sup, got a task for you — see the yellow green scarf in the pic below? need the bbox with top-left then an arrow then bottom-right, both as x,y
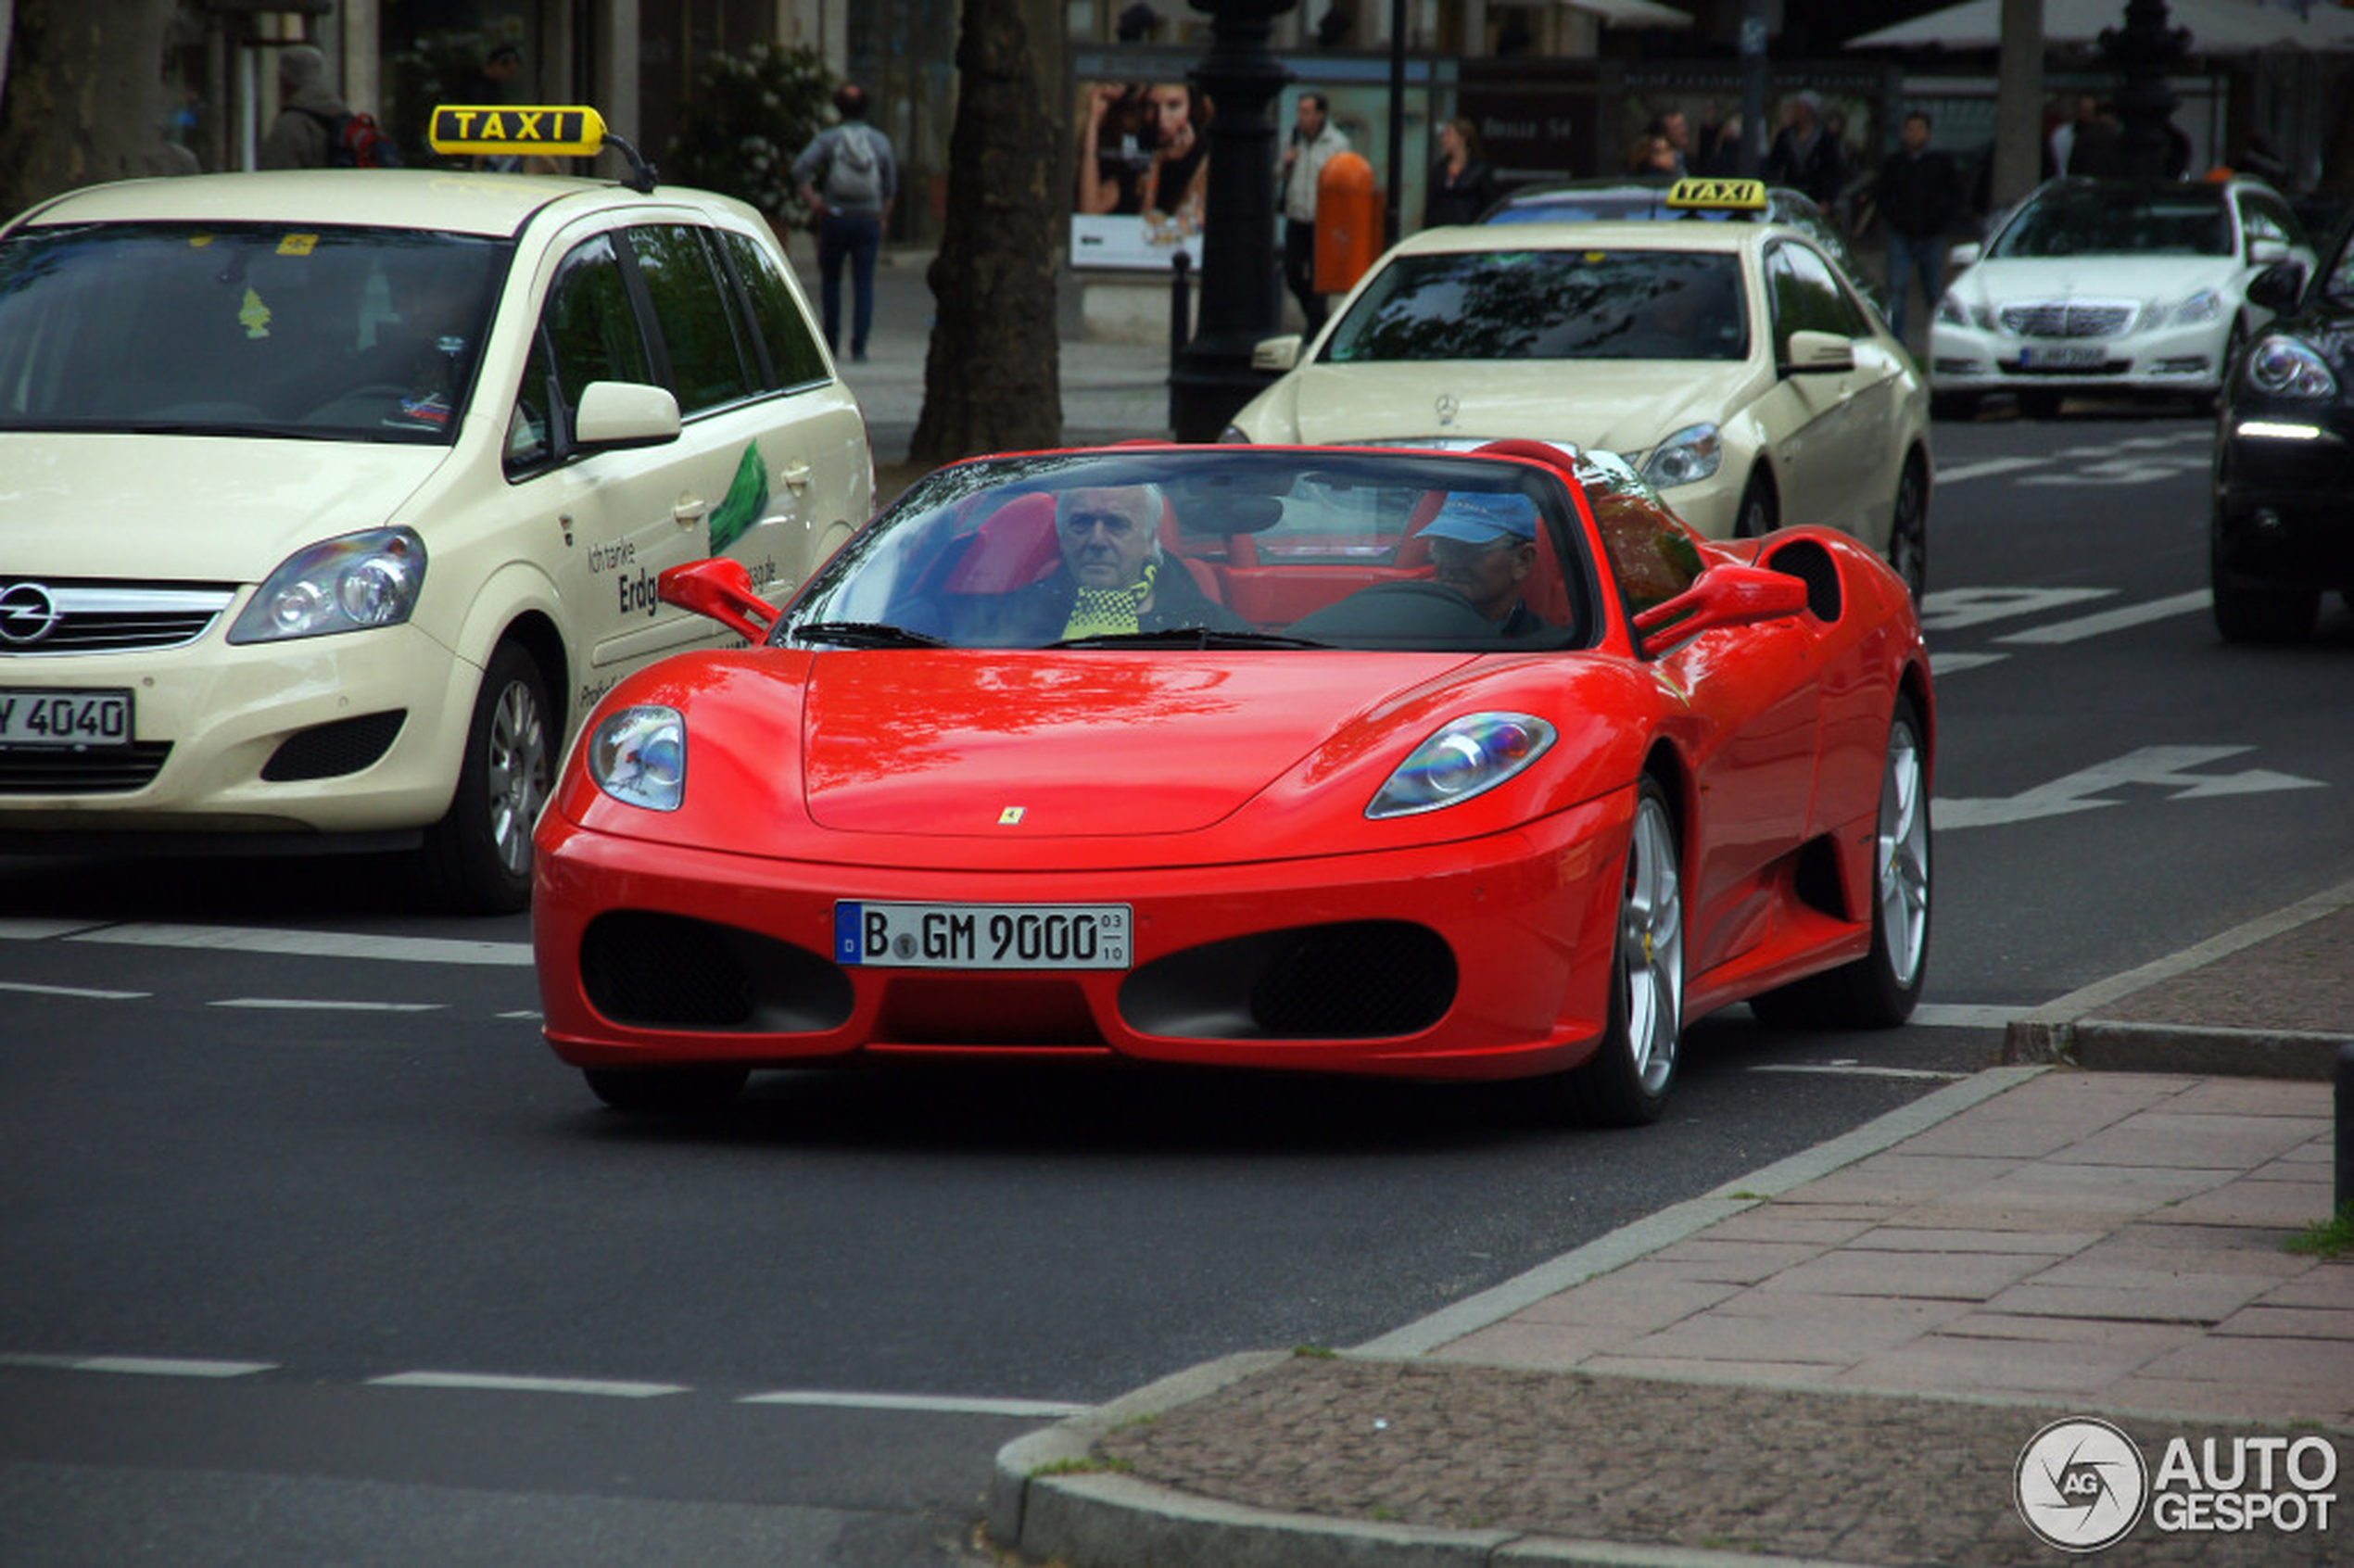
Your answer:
1061,561 -> 1157,638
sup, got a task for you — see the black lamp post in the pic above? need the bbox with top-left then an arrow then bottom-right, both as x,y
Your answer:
2100,0 -> 2190,182
1169,0 -> 1298,443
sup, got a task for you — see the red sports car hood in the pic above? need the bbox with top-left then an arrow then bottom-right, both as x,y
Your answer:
801,652 -> 1477,836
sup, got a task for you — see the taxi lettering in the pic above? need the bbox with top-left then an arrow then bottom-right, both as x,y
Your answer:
619,569 -> 661,617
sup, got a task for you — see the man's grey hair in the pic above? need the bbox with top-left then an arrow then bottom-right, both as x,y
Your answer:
279,44 -> 329,92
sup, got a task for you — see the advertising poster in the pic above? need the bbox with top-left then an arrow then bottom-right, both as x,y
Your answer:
1071,77 -> 1211,271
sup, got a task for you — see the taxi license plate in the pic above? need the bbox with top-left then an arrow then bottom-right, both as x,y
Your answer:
2019,344 -> 2106,369
834,902 -> 1132,970
0,689 -> 133,749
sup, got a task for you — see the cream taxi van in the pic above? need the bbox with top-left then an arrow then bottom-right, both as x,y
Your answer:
1227,180 -> 1930,600
0,107 -> 871,910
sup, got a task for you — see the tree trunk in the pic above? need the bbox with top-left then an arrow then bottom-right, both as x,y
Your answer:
906,0 -> 1065,466
0,0 -> 180,219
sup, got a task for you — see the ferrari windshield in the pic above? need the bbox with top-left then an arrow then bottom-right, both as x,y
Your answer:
787,449 -> 1600,652
0,222 -> 507,441
1990,184 -> 2233,259
1321,248 -> 1749,362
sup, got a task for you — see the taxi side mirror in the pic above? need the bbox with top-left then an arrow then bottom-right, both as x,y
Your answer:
2247,260 -> 2306,313
1947,242 -> 1982,271
1632,563 -> 1810,654
1782,329 -> 1854,375
659,557 -> 777,643
575,381 -> 681,452
2248,237 -> 2290,267
1251,335 -> 1303,373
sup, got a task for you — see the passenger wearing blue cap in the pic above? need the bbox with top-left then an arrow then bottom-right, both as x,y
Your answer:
1416,492 -> 1546,636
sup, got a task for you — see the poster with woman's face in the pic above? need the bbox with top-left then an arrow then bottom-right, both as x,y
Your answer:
1071,79 -> 1212,269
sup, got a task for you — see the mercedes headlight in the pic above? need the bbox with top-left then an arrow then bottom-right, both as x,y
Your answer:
2158,288 -> 2222,328
1640,424 -> 1722,490
1368,714 -> 1556,819
228,527 -> 426,644
589,705 -> 687,812
2243,335 -> 2337,400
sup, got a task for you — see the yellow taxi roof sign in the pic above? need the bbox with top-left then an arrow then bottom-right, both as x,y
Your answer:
1666,177 -> 1769,213
429,105 -> 609,158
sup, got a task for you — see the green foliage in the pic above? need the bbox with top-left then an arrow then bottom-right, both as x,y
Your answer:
2285,1201 -> 2353,1259
386,30 -> 502,170
664,43 -> 837,221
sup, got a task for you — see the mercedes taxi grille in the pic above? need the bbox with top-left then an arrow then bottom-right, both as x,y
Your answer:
0,580 -> 237,656
1997,302 -> 2135,339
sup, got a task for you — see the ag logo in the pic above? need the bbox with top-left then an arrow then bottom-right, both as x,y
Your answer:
2016,1417 -> 2148,1552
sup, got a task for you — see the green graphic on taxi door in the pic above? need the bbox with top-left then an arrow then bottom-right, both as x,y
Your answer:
709,443 -> 768,555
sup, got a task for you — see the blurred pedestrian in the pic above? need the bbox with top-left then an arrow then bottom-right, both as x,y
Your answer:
1876,111 -> 1962,347
1645,109 -> 1692,178
1424,118 -> 1497,227
258,45 -> 349,171
794,83 -> 898,363
1278,92 -> 1348,335
1764,92 -> 1847,212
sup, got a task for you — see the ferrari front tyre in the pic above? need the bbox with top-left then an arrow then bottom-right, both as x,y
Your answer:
420,639 -> 555,914
1568,778 -> 1684,1127
584,1067 -> 750,1113
1751,699 -> 1930,1030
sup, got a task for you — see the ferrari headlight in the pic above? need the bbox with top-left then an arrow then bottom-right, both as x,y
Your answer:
2243,335 -> 2337,400
227,527 -> 426,643
589,705 -> 686,811
1640,423 -> 1721,490
1368,714 -> 1556,819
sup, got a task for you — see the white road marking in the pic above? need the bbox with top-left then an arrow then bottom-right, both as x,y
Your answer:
209,998 -> 445,1013
1749,1064 -> 1970,1082
0,980 -> 150,1000
369,1371 -> 688,1398
66,923 -> 530,967
738,1390 -> 1092,1418
0,1353 -> 278,1378
1918,586 -> 2114,633
1930,456 -> 2045,485
1908,1003 -> 2029,1029
1939,745 -> 2326,830
1995,589 -> 2208,644
0,919 -> 109,941
1929,651 -> 2008,677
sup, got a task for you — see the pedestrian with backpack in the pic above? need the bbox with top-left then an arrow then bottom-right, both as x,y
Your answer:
793,83 -> 897,363
259,44 -> 400,170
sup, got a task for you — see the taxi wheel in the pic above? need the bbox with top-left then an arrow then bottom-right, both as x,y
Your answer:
1750,698 -> 1930,1030
421,641 -> 554,914
1734,474 -> 1777,540
1886,453 -> 1929,600
584,1067 -> 750,1113
1563,778 -> 1683,1127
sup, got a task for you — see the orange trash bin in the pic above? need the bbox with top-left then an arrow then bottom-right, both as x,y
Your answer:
1314,151 -> 1384,296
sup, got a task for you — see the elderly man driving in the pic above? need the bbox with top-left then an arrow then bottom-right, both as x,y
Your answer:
985,483 -> 1242,642
1416,492 -> 1547,636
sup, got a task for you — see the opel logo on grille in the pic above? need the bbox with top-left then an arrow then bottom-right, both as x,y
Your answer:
0,582 -> 63,647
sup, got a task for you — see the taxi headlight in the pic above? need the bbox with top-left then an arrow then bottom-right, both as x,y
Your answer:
228,527 -> 427,643
2243,335 -> 2337,400
1219,424 -> 1253,443
588,705 -> 687,812
1935,290 -> 1970,327
2157,288 -> 2221,328
1369,714 -> 1556,818
1640,424 -> 1722,489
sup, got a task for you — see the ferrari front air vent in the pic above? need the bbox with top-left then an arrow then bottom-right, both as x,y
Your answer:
1764,537 -> 1842,623
580,911 -> 854,1033
1122,920 -> 1457,1041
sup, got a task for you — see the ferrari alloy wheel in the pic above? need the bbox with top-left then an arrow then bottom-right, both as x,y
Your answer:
1752,699 -> 1930,1029
1571,778 -> 1684,1126
421,640 -> 555,914
584,1067 -> 750,1113
1886,454 -> 1928,601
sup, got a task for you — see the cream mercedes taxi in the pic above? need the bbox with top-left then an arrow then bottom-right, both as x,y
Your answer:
0,107 -> 871,911
1227,179 -> 1930,599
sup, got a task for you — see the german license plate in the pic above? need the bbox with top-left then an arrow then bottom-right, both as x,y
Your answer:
2019,344 -> 2105,369
834,902 -> 1133,970
0,689 -> 133,749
